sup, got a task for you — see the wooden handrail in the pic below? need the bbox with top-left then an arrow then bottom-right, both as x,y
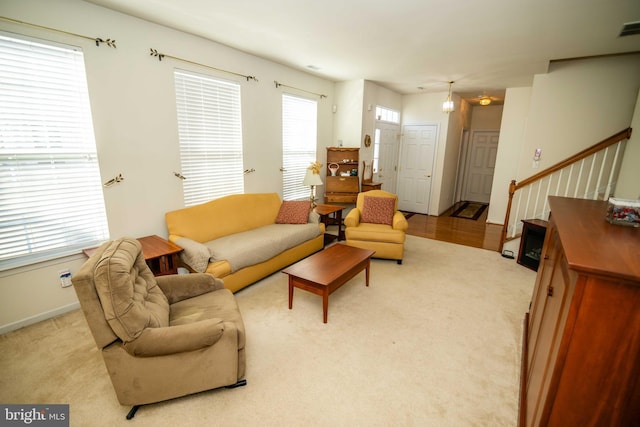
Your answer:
499,127 -> 632,252
514,128 -> 632,190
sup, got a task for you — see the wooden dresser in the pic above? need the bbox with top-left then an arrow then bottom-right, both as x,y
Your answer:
519,196 -> 640,426
324,147 -> 359,203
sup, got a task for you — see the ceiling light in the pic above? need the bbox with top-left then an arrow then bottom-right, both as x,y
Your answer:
479,96 -> 491,106
442,81 -> 454,113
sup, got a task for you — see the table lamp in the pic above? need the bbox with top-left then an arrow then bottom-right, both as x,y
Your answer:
303,166 -> 323,208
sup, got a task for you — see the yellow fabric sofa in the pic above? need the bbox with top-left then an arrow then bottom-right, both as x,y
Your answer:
165,193 -> 324,293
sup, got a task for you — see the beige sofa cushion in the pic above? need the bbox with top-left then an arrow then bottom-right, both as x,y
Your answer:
205,223 -> 320,273
174,237 -> 210,273
94,238 -> 170,343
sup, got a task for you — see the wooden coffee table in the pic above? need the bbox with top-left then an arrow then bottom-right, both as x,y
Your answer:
282,244 -> 375,323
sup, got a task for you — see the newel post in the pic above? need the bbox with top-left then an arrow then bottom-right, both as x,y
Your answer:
499,180 -> 517,253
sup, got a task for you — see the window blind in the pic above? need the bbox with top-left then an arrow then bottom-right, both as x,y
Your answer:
0,33 -> 109,270
282,94 -> 317,200
174,69 -> 244,207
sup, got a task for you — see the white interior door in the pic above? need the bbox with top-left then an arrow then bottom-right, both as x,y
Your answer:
397,124 -> 438,214
374,122 -> 399,193
462,130 -> 499,203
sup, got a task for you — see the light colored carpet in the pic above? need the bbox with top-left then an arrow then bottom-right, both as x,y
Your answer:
0,236 -> 536,426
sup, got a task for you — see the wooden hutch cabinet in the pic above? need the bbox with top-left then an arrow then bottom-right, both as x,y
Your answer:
519,196 -> 640,427
324,147 -> 359,203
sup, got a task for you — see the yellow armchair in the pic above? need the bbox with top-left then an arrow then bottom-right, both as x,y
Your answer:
344,190 -> 408,264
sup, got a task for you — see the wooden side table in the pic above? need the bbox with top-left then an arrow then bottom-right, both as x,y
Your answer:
315,203 -> 345,245
83,235 -> 183,276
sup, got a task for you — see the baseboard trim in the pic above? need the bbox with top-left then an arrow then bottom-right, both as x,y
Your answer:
0,302 -> 80,335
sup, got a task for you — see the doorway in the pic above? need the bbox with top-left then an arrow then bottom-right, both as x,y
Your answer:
373,122 -> 400,193
397,124 -> 438,214
460,130 -> 499,204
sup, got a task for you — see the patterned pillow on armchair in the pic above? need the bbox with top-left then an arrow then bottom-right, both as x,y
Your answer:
361,196 -> 395,225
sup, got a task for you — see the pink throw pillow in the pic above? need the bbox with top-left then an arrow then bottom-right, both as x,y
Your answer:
276,200 -> 311,224
361,196 -> 395,225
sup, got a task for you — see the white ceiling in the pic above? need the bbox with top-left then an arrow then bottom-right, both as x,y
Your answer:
85,0 -> 640,103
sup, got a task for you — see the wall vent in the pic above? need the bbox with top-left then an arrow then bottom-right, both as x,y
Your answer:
619,21 -> 640,37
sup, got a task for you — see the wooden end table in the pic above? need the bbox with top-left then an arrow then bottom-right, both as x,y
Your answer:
83,235 -> 183,276
315,203 -> 345,245
282,244 -> 375,323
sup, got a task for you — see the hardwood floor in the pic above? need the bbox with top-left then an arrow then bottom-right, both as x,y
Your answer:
405,202 -> 503,251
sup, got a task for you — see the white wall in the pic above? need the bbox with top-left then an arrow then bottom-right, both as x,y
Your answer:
487,88 -> 532,224
331,80 -> 402,182
361,81 -> 402,165
401,91 -> 458,215
0,0 -> 335,332
439,99 -> 471,213
332,80 -> 364,148
615,89 -> 640,199
517,55 -> 640,181
470,105 -> 503,130
487,54 -> 640,228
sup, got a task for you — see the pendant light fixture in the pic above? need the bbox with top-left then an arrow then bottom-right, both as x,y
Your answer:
442,81 -> 455,113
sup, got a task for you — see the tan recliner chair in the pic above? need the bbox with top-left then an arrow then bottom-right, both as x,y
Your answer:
72,238 -> 246,419
344,190 -> 408,264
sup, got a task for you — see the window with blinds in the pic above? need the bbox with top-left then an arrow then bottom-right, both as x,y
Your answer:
174,69 -> 244,207
282,94 -> 317,200
0,33 -> 109,271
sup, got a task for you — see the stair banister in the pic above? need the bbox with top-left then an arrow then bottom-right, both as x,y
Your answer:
499,127 -> 632,252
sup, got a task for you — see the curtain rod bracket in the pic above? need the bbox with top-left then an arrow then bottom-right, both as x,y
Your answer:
150,48 -> 164,61
95,38 -> 117,48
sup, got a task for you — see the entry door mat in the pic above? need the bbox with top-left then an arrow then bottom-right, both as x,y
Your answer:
450,202 -> 488,220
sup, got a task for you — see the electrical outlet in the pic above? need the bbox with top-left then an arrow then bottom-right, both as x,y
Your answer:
59,269 -> 72,288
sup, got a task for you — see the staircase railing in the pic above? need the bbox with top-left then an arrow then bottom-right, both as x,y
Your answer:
499,127 -> 632,252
